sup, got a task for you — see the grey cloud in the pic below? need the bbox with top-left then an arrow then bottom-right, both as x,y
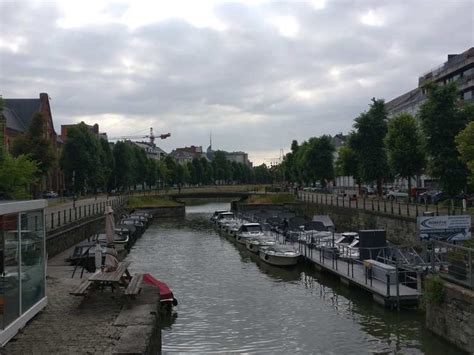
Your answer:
1,0 -> 473,162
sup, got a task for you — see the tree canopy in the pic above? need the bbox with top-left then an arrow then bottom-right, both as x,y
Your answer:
419,83 -> 472,195
455,121 -> 474,189
385,113 -> 425,199
11,112 -> 56,175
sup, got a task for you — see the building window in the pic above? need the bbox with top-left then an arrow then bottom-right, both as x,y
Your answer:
463,90 -> 473,100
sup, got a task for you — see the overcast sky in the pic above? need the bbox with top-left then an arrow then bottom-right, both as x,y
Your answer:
1,0 -> 473,164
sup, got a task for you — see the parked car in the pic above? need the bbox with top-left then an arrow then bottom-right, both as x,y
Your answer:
386,189 -> 409,200
417,190 -> 444,204
42,191 -> 58,199
411,187 -> 428,199
362,186 -> 375,195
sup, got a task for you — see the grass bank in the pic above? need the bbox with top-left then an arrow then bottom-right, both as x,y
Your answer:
246,193 -> 297,204
127,196 -> 181,209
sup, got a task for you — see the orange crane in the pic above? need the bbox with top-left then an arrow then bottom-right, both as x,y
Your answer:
109,128 -> 171,145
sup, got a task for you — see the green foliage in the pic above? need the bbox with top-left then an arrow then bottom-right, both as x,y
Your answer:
335,134 -> 359,183
423,275 -> 444,304
127,196 -> 180,208
302,135 -> 335,186
11,112 -> 56,175
455,121 -> 474,188
61,123 -> 105,194
352,98 -> 388,194
112,141 -> 134,190
0,152 -> 39,199
385,113 -> 425,199
419,83 -> 472,195
247,193 -> 296,204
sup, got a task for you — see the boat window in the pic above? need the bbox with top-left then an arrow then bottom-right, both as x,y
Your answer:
245,225 -> 262,232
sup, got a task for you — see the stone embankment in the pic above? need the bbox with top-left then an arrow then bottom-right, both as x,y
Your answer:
425,280 -> 474,354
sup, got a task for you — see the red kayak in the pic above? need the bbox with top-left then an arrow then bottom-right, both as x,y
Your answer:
143,273 -> 178,306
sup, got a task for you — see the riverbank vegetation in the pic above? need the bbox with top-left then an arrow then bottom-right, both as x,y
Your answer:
246,193 -> 297,204
127,196 -> 181,208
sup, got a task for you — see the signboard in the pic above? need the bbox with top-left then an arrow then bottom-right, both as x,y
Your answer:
417,215 -> 471,241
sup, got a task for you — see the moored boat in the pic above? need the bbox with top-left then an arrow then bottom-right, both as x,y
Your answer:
245,235 -> 276,253
259,244 -> 301,266
235,223 -> 264,245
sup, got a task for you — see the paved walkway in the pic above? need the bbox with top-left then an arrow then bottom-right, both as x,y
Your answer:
1,246 -> 122,354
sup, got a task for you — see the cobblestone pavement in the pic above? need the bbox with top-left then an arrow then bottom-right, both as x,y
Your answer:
2,247 -> 124,354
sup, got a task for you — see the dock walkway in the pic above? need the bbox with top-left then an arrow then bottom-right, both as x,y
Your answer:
302,248 -> 420,306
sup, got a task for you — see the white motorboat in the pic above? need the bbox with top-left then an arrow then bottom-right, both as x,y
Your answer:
216,212 -> 236,229
235,223 -> 264,245
259,244 -> 301,266
245,235 -> 277,253
210,210 -> 228,223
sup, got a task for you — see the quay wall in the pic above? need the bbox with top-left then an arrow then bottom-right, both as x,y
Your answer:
425,279 -> 474,353
296,203 -> 417,245
234,202 -> 417,245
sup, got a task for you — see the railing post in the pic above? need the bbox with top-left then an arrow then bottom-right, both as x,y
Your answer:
371,199 -> 374,211
57,211 -> 60,227
391,200 -> 394,214
63,209 -> 66,224
398,202 -> 401,215
363,198 -> 366,210
415,203 -> 418,217
386,273 -> 390,296
355,198 -> 358,209
50,213 -> 53,229
325,194 -> 328,204
406,203 -> 410,217
69,208 -> 72,222
377,199 -> 380,212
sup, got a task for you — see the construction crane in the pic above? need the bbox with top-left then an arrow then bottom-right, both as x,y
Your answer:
109,128 -> 171,146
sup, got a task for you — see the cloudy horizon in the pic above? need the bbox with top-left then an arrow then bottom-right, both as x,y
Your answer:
1,0 -> 473,165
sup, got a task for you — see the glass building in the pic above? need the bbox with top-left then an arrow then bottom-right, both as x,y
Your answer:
0,200 -> 47,346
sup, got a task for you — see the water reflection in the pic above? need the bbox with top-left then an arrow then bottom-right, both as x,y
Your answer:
127,202 -> 460,354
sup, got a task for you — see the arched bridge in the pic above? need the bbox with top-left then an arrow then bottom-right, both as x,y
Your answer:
168,191 -> 258,201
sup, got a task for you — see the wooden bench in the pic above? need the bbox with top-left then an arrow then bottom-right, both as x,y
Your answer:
70,279 -> 93,296
124,273 -> 144,297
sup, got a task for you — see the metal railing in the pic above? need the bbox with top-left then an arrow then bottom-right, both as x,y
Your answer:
432,240 -> 473,289
45,195 -> 128,232
297,191 -> 471,218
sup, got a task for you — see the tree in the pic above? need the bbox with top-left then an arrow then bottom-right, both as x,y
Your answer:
419,83 -> 473,196
385,113 -> 425,201
99,138 -> 115,192
335,135 -> 360,189
302,135 -> 335,186
11,112 -> 56,182
146,159 -> 158,189
352,98 -> 389,195
112,141 -> 134,191
0,152 -> 39,199
212,151 -> 230,183
192,157 -> 203,185
456,121 -> 474,188
61,123 -> 102,194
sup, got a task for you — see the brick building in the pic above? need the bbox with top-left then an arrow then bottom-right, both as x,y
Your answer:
2,93 -> 64,194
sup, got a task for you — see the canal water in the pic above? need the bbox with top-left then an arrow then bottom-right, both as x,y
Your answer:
128,203 -> 462,354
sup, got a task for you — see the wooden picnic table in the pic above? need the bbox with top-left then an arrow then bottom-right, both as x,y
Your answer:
89,261 -> 132,285
71,261 -> 136,296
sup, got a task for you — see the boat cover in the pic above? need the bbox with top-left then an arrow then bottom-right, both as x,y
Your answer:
143,273 -> 176,303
